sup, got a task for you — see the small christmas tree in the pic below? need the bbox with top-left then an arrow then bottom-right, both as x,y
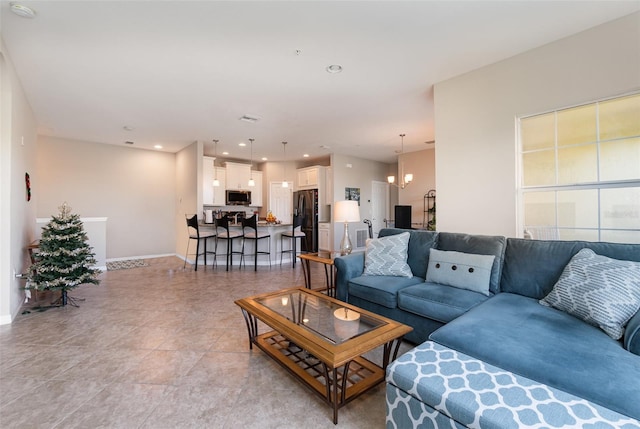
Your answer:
28,202 -> 100,306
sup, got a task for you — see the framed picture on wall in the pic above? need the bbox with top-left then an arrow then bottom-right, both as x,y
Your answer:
345,187 -> 361,205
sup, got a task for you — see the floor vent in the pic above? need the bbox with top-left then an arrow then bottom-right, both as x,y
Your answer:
356,229 -> 368,248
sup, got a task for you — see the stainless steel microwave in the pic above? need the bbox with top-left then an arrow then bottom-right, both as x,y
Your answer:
226,190 -> 251,206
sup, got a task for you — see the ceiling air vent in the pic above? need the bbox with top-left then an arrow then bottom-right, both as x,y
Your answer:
239,115 -> 260,123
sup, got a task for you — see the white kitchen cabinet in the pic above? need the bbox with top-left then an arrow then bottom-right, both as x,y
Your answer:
297,167 -> 320,189
225,162 -> 252,190
297,166 -> 326,189
249,171 -> 263,207
318,222 -> 332,251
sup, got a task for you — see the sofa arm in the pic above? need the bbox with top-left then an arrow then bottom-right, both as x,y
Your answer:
624,310 -> 640,356
334,252 -> 365,302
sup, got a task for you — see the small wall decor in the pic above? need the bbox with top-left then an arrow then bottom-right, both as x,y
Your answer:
25,172 -> 31,201
345,187 -> 361,205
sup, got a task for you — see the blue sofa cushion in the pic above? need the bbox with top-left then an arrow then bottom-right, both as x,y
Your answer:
397,283 -> 488,323
426,249 -> 495,296
363,232 -> 413,277
540,248 -> 640,340
430,293 -> 640,421
435,232 -> 506,294
502,238 -> 640,299
625,310 -> 640,356
378,228 -> 438,278
348,275 -> 424,309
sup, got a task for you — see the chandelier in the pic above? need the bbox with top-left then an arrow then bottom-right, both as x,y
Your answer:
387,134 -> 413,189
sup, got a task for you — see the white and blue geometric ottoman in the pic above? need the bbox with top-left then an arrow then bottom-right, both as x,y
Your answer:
386,341 -> 640,429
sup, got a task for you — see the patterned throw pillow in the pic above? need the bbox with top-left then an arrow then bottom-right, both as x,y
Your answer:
363,232 -> 413,278
540,248 -> 640,340
426,249 -> 495,296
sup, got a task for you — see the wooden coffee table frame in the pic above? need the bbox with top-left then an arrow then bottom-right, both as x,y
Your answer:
235,287 -> 412,424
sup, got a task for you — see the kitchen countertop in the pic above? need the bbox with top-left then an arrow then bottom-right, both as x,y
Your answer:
200,222 -> 292,228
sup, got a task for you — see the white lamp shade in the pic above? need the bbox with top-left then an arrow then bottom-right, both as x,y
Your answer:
334,200 -> 360,223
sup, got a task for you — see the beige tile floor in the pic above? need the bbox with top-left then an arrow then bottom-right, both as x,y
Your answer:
0,256 -> 412,428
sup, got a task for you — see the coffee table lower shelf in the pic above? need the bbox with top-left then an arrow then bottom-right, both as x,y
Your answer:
254,331 -> 385,423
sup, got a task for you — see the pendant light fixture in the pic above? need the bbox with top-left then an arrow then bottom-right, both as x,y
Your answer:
282,141 -> 289,188
248,138 -> 255,187
387,134 -> 413,189
212,139 -> 220,187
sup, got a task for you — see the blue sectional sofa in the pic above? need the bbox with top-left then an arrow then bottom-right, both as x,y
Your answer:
334,228 -> 640,427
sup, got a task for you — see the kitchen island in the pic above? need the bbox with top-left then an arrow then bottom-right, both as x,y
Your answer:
197,222 -> 296,268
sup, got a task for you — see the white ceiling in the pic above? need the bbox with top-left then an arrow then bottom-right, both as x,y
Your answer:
2,1 -> 639,163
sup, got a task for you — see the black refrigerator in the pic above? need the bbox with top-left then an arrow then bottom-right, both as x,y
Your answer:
293,189 -> 319,252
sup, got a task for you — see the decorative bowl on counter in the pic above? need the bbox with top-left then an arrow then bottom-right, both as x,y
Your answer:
265,211 -> 277,224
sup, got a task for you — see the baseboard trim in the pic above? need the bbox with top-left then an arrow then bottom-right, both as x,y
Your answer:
0,313 -> 12,325
106,253 -> 176,262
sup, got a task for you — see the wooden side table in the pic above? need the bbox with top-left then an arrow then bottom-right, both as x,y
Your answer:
299,251 -> 339,297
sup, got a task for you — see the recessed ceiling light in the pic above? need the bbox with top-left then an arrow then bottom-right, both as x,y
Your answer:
303,154 -> 309,158
154,145 -> 163,150
10,2 -> 36,19
222,151 -> 229,155
238,142 -> 246,147
261,157 -> 268,161
326,65 -> 343,74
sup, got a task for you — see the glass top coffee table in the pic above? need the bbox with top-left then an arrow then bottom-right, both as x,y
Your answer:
235,287 -> 412,424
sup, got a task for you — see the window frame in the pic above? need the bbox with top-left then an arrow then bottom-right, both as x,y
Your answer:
517,92 -> 640,243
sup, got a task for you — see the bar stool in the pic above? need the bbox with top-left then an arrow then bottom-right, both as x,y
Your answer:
215,215 -> 243,271
183,214 -> 216,271
241,214 -> 271,270
280,214 -> 306,268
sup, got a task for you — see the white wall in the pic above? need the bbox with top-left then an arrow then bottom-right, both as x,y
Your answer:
174,141 -> 199,258
37,136 -> 177,259
258,160 -> 297,218
0,39 -> 38,324
331,153 -> 392,250
397,148 -> 436,228
434,12 -> 640,237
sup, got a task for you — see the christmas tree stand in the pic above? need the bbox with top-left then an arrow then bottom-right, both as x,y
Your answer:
51,290 -> 85,308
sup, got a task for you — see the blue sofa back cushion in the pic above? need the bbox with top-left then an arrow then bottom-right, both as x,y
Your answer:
378,229 -> 438,279
430,293 -> 640,421
435,232 -> 506,294
501,238 -> 640,299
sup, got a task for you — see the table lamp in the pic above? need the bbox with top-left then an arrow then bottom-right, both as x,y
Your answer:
334,200 -> 360,255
